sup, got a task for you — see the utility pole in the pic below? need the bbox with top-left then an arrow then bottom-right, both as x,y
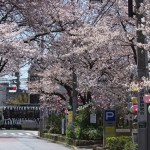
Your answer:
135,0 -> 149,149
128,0 -> 149,148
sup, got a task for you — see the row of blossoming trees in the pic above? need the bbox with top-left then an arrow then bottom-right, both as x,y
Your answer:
0,0 -> 149,114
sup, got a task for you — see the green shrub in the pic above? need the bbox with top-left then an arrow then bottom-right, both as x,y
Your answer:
135,144 -> 138,150
74,126 -> 102,140
96,126 -> 103,138
66,124 -> 75,139
87,128 -> 97,140
49,126 -> 60,134
74,108 -> 103,140
75,108 -> 90,128
43,129 -> 49,133
124,141 -> 134,150
76,128 -> 89,140
48,113 -> 64,134
106,136 -> 132,150
74,126 -> 81,139
46,125 -> 50,129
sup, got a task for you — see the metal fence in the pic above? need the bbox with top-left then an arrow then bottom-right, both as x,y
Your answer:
0,105 -> 40,129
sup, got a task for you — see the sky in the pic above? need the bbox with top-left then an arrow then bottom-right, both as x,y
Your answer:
0,65 -> 29,90
19,65 -> 30,90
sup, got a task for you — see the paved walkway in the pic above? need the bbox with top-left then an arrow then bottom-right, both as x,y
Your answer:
74,145 -> 104,150
77,148 -> 93,150
74,146 -> 93,150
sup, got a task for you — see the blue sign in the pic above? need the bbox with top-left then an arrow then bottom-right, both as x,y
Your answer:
105,110 -> 115,121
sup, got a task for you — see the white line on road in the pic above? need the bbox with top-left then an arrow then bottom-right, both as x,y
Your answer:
18,133 -> 24,135
25,133 -> 32,136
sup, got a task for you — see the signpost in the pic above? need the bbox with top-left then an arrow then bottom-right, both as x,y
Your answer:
8,85 -> 17,93
61,119 -> 65,134
68,111 -> 73,123
90,113 -> 96,124
105,110 -> 116,121
103,110 -> 116,147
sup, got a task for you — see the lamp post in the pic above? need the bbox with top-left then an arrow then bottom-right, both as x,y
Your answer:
128,0 -> 149,148
90,0 -> 149,148
135,0 -> 149,149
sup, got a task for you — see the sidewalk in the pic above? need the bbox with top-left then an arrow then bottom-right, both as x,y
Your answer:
37,133 -> 104,150
76,148 -> 93,150
73,145 -> 104,150
73,145 -> 93,150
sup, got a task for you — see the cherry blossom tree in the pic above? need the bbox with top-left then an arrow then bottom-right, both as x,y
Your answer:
0,0 -> 149,112
26,0 -> 136,111
0,1 -> 40,76
0,22 -> 38,76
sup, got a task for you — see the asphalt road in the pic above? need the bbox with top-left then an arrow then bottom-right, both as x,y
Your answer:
0,130 -> 72,150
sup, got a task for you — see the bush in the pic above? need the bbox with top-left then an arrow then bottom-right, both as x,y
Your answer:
48,113 -> 64,134
75,128 -> 89,140
49,126 -> 60,134
124,141 -> 134,150
66,125 -> 101,140
74,126 -> 102,140
66,124 -> 76,139
74,126 -> 80,139
43,129 -> 49,133
135,144 -> 138,150
87,128 -> 97,140
74,108 -> 103,140
106,136 -> 132,150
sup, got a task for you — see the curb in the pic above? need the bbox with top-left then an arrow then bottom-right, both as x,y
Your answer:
93,147 -> 105,150
36,135 -> 104,150
36,135 -> 78,150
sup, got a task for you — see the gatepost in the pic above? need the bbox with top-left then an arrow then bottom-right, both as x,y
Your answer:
103,110 -> 116,147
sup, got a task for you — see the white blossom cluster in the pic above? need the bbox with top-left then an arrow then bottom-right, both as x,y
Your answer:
0,0 -> 149,111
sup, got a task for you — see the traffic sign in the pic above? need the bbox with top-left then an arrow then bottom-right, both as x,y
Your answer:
105,126 -> 116,137
105,110 -> 115,121
103,109 -> 116,147
8,85 -> 17,93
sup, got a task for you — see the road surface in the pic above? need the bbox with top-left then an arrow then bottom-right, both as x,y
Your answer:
0,130 -> 72,150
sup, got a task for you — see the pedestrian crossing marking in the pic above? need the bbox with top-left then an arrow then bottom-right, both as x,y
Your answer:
1,132 -> 38,137
25,133 -> 31,135
18,133 -> 24,135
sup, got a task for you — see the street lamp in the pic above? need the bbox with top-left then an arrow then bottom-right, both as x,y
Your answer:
127,0 -> 149,146
128,0 -> 149,149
